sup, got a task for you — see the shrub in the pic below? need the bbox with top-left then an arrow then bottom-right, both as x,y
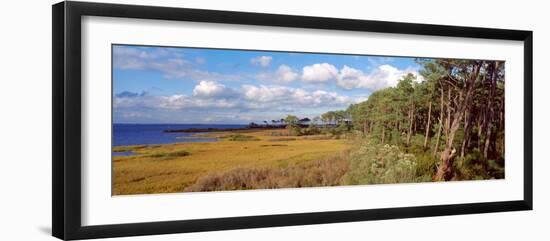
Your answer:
324,124 -> 350,138
453,149 -> 504,180
300,125 -> 322,136
148,150 -> 190,159
112,145 -> 147,152
225,134 -> 260,141
343,141 -> 419,185
411,150 -> 437,180
290,126 -> 303,136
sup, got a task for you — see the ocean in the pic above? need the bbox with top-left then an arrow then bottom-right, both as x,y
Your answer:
112,123 -> 247,147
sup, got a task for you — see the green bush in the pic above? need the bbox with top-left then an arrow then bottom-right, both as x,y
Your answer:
453,149 -> 504,180
323,124 -> 350,138
225,134 -> 260,141
344,142 -> 419,185
302,125 -> 322,135
400,136 -> 438,179
148,150 -> 190,159
287,125 -> 302,136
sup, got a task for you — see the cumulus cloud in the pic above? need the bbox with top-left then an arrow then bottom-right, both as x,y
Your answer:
295,62 -> 422,90
115,93 -> 240,111
301,63 -> 339,83
192,80 -> 235,98
242,85 -> 351,108
255,62 -> 420,91
256,64 -> 299,83
275,65 -> 299,83
336,64 -> 423,90
115,81 -> 355,116
158,94 -> 239,110
250,56 -> 273,67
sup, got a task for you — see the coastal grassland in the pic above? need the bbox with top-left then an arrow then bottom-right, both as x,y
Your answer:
112,129 -> 351,195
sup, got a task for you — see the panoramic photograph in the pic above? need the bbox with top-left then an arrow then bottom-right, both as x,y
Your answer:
112,44 -> 505,195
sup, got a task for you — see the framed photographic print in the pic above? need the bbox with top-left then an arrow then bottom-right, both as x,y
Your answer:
52,1 -> 533,240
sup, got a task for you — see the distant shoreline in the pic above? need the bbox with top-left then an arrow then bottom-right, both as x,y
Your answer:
163,125 -> 289,133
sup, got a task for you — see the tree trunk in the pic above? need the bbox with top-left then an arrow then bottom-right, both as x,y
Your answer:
435,110 -> 463,181
406,104 -> 414,146
424,101 -> 432,149
483,124 -> 492,159
435,62 -> 482,181
433,89 -> 445,158
435,147 -> 457,181
395,120 -> 399,131
476,114 -> 484,150
483,62 -> 499,159
413,115 -> 417,133
370,122 -> 374,133
460,110 -> 470,159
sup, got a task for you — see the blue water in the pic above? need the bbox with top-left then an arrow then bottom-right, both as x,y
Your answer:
113,124 -> 247,147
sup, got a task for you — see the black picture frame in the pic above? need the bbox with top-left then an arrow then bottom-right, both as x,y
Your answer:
52,1 -> 533,240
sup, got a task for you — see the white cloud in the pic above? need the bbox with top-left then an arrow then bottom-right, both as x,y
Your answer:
159,95 -> 239,109
336,64 -> 422,90
242,85 -> 290,103
116,82 -> 355,115
255,62 -> 421,91
256,64 -> 299,83
192,80 -> 233,98
275,65 -> 299,83
114,82 -> 363,124
250,56 -> 273,67
301,63 -> 339,83
242,85 -> 351,108
115,93 -> 239,111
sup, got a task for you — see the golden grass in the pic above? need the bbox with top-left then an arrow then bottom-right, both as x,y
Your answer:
113,129 -> 351,195
185,153 -> 350,192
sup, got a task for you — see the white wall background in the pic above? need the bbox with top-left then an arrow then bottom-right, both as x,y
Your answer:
0,0 -> 547,240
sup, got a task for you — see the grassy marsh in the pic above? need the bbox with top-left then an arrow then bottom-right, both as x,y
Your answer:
113,129 -> 350,195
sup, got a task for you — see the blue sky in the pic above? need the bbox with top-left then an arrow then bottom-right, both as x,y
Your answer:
113,44 -> 423,124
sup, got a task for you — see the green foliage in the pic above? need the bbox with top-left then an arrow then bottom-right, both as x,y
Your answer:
343,141 -> 420,185
301,124 -> 322,136
454,150 -> 504,180
321,110 -> 347,125
389,129 -> 402,145
326,123 -> 349,138
225,134 -> 260,141
284,115 -> 299,125
148,150 -> 190,159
